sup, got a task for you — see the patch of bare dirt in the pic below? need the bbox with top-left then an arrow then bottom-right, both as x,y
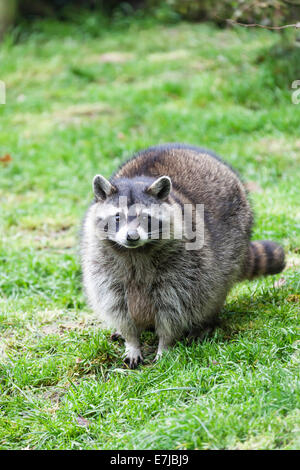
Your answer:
148,50 -> 190,62
98,52 -> 134,63
244,181 -> 263,193
54,103 -> 113,124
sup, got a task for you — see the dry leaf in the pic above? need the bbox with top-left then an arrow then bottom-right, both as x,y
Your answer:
76,416 -> 90,427
0,154 -> 12,164
287,294 -> 300,303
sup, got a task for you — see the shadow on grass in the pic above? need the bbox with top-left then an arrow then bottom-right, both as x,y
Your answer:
255,39 -> 300,88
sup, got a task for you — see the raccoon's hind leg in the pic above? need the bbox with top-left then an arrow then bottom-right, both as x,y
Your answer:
187,316 -> 220,344
187,325 -> 214,343
154,323 -> 179,361
155,334 -> 174,361
154,312 -> 183,361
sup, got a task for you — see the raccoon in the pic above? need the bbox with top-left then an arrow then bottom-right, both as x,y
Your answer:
81,143 -> 285,368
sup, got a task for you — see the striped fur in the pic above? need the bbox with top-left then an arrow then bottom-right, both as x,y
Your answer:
243,240 -> 285,280
81,143 -> 286,368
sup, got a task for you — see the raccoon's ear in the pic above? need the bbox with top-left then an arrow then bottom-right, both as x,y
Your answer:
146,176 -> 172,200
93,175 -> 116,201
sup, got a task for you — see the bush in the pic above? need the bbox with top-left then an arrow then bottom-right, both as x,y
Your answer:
0,0 -> 298,29
150,0 -> 299,26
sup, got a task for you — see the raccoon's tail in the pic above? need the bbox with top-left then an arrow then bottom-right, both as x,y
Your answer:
242,240 -> 285,281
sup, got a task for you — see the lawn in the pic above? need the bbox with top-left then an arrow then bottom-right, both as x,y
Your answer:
0,14 -> 299,450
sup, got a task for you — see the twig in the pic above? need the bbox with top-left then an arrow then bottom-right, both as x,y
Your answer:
146,386 -> 197,394
226,19 -> 300,29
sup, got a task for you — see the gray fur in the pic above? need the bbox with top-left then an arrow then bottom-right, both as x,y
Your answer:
80,144 -> 285,368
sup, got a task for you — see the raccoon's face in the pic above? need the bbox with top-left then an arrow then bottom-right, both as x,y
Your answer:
91,174 -> 172,249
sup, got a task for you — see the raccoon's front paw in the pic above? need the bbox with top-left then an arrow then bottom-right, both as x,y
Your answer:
123,347 -> 143,369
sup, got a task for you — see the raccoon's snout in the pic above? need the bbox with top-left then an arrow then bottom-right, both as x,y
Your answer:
127,230 -> 140,242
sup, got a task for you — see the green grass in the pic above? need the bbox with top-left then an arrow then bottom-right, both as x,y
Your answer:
0,15 -> 299,450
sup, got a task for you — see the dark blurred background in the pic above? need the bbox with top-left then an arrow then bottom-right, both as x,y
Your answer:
1,0 -> 300,37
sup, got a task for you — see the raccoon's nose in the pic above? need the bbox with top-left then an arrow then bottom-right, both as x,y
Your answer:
127,230 -> 140,242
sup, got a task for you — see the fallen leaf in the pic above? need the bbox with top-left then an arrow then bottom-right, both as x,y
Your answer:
287,294 -> 300,303
76,416 -> 90,427
0,154 -> 12,164
274,278 -> 286,288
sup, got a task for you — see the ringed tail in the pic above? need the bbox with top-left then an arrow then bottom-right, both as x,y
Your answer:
242,240 -> 285,280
